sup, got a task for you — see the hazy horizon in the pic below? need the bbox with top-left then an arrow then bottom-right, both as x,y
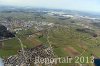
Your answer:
0,0 -> 100,13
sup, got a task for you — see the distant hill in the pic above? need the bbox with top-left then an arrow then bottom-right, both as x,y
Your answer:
0,5 -> 100,18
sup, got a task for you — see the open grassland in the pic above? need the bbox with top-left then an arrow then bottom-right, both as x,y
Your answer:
0,12 -> 99,66
36,25 -> 100,66
0,38 -> 20,57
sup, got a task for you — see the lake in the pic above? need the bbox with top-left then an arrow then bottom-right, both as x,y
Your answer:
0,58 -> 4,66
94,59 -> 100,66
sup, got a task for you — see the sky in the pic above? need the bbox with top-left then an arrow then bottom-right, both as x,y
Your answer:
0,0 -> 100,13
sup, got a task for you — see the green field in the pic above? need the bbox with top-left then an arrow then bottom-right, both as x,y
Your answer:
0,12 -> 99,66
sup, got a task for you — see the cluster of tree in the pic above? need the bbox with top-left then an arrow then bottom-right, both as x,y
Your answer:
76,28 -> 97,37
92,23 -> 100,28
0,24 -> 15,39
